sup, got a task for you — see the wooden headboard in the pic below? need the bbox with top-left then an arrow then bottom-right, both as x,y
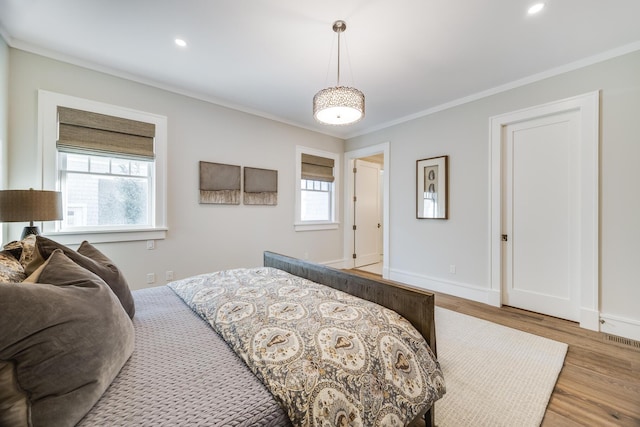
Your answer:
263,251 -> 437,356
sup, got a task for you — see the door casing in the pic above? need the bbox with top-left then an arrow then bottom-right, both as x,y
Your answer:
489,91 -> 600,331
344,142 -> 390,277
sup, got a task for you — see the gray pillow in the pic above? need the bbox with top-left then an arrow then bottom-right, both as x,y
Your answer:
76,240 -> 135,318
28,236 -> 135,318
0,249 -> 135,427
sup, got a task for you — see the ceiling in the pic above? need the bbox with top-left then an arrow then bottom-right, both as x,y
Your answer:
1,1 -> 640,139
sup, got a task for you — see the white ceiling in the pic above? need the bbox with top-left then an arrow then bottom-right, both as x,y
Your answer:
1,0 -> 640,139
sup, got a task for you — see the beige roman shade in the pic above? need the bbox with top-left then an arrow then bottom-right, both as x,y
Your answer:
57,107 -> 156,160
301,154 -> 335,183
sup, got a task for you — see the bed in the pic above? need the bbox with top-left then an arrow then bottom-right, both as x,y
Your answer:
1,237 -> 445,427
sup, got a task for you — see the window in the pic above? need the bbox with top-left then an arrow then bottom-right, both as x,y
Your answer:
39,90 -> 167,244
59,153 -> 152,229
295,146 -> 339,231
301,179 -> 332,221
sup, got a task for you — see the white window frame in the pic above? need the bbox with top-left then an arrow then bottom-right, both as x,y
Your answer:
294,145 -> 340,232
38,90 -> 167,244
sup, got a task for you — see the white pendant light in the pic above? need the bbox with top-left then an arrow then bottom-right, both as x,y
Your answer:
313,20 -> 365,126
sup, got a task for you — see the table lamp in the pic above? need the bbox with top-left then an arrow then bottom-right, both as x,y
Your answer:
0,189 -> 63,239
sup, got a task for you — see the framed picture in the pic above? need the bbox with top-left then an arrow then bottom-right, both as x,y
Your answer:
417,155 -> 448,219
199,161 -> 241,204
244,167 -> 278,205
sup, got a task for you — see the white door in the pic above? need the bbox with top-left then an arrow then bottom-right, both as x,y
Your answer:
354,159 -> 382,267
502,111 -> 581,321
377,169 -> 384,258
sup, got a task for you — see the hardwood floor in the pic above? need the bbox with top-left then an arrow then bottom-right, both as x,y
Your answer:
347,269 -> 640,426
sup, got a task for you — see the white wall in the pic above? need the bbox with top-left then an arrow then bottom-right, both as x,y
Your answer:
346,51 -> 640,335
7,49 -> 345,289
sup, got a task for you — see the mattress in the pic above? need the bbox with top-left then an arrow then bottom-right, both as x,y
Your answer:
78,286 -> 291,426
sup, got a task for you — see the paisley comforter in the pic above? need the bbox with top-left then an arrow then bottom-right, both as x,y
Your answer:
169,267 -> 445,426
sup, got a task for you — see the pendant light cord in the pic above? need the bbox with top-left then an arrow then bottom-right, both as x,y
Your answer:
333,20 -> 346,87
336,28 -> 341,86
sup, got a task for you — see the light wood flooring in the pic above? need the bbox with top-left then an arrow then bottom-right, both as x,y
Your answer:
347,269 -> 640,426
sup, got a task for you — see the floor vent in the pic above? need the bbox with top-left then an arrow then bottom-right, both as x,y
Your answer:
604,334 -> 640,350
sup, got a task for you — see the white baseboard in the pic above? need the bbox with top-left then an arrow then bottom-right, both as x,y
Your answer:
600,313 -> 640,341
580,308 -> 601,332
320,263 -> 618,338
390,268 -> 497,306
487,289 -> 502,307
333,263 -> 622,337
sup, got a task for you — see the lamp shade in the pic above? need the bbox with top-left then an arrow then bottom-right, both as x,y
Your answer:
0,189 -> 63,222
313,21 -> 365,126
313,86 -> 365,125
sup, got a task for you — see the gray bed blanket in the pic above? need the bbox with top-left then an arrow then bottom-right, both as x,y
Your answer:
78,286 -> 291,427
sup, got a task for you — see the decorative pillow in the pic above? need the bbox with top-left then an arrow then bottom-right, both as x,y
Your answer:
0,250 -> 26,282
0,249 -> 135,427
27,236 -> 135,318
3,234 -> 36,271
1,241 -> 22,261
21,235 -> 47,276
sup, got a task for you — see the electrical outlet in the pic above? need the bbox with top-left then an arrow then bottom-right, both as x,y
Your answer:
146,273 -> 156,284
165,271 -> 174,281
449,265 -> 456,274
146,240 -> 155,250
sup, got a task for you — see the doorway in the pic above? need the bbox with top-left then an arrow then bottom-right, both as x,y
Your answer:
353,158 -> 383,270
490,92 -> 600,330
344,143 -> 390,278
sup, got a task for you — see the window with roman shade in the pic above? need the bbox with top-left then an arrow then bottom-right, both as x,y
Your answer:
55,106 -> 158,232
296,147 -> 340,231
39,90 -> 167,244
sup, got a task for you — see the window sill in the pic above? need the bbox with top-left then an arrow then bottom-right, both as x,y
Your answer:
44,227 -> 167,245
294,222 -> 339,232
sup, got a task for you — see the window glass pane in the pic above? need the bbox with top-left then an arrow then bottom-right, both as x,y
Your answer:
89,156 -> 110,174
301,189 -> 330,221
59,153 -> 153,230
300,178 -> 332,222
64,172 -> 149,227
66,153 -> 89,172
112,158 -> 130,175
130,161 -> 149,177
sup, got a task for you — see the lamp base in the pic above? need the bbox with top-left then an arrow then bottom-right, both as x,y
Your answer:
21,226 -> 41,240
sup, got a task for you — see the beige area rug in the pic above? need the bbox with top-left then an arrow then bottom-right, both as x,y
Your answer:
434,307 -> 568,427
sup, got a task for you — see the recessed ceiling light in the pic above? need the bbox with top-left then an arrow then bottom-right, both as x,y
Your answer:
174,38 -> 187,47
528,3 -> 545,15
